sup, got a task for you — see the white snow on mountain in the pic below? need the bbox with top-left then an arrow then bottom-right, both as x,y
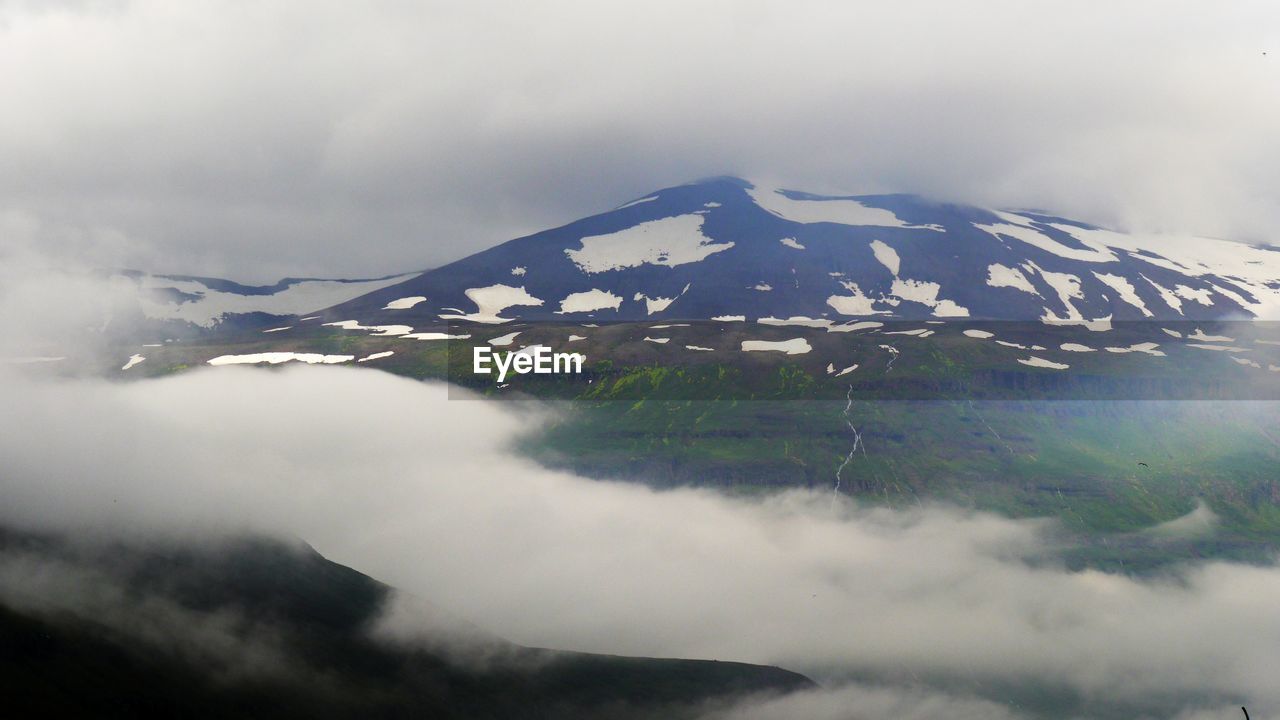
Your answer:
977,212 -> 1118,263
869,240 -> 900,275
558,289 -> 623,313
1049,224 -> 1280,318
741,338 -> 812,354
747,184 -> 939,230
384,296 -> 427,310
324,320 -> 414,336
985,263 -> 1039,295
634,284 -> 691,315
439,284 -> 544,324
1092,273 -> 1152,317
565,214 -> 734,273
207,352 -> 354,366
827,281 -> 886,316
1018,356 -> 1069,370
488,331 -> 521,346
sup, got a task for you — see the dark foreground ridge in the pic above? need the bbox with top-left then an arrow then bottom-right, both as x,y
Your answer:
0,527 -> 811,719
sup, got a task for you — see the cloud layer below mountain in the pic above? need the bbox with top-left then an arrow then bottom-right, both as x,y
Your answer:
0,361 -> 1275,718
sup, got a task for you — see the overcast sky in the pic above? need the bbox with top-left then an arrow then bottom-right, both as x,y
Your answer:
1,0 -> 1277,282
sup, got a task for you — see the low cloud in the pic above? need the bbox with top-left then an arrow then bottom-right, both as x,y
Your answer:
1,1 -> 1277,281
1,361 -> 1278,717
0,542 -> 299,681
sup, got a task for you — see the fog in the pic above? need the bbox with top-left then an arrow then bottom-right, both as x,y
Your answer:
2,1 -> 1277,281
0,360 -> 1276,717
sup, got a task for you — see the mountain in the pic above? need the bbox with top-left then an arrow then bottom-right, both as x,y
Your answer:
107,270 -> 417,339
0,527 -> 810,719
83,179 -> 1280,570
318,177 -> 1279,327
103,176 -> 1280,399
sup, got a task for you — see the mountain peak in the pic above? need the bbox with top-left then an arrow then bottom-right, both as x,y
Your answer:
299,180 -> 1280,325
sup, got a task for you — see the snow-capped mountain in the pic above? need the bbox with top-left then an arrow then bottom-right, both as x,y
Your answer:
319,177 -> 1280,327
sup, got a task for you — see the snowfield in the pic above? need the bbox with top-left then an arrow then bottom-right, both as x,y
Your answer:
565,215 -> 734,273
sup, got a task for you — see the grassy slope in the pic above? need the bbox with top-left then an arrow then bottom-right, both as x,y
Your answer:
114,320 -> 1280,567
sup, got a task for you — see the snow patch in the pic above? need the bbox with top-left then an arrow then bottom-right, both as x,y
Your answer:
759,316 -> 832,328
1189,329 -> 1233,343
830,321 -> 884,333
1186,343 -> 1250,353
748,185 -> 939,230
488,331 -> 521,346
617,195 -> 658,209
324,320 -> 414,336
643,336 -> 670,344
964,329 -> 995,339
827,281 -> 888,316
357,351 -> 394,362
1060,343 -> 1096,352
685,345 -> 714,351
207,352 -> 353,366
779,237 -> 806,250
986,264 -> 1039,295
566,215 -> 733,273
741,338 -> 812,354
1031,264 -> 1087,322
439,285 -> 544,324
869,240 -> 900,275
384,296 -> 427,310
402,332 -> 470,340
1105,343 -> 1165,356
1092,273 -> 1152,317
976,214 -> 1118,262
1176,285 -> 1214,306
1018,356 -> 1070,370
634,283 -> 691,315
557,289 -> 623,314
1054,224 -> 1280,319
121,354 -> 145,370
1142,275 -> 1184,315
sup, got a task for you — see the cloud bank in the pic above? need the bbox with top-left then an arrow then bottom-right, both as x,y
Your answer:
0,360 -> 1277,717
1,1 -> 1277,281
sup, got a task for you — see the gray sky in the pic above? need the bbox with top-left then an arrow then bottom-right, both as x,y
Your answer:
1,0 -> 1277,282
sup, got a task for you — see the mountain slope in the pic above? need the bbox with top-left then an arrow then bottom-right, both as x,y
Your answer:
320,177 -> 1279,327
0,527 -> 810,719
114,270 -> 416,336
